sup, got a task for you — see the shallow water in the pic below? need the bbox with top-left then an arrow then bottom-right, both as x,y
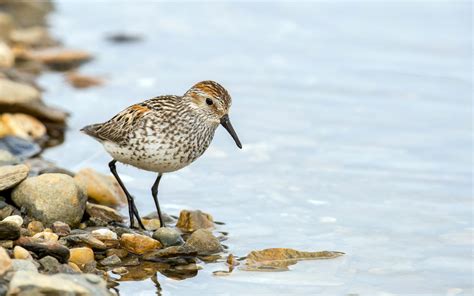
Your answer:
40,1 -> 472,295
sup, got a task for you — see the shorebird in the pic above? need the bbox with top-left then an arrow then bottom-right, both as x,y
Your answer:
81,80 -> 242,229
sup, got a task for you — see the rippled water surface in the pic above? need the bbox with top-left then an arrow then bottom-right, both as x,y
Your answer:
40,1 -> 472,295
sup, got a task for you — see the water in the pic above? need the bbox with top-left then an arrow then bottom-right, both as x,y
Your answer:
39,1 -> 472,295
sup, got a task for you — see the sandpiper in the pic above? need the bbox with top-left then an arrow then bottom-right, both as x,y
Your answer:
81,80 -> 242,229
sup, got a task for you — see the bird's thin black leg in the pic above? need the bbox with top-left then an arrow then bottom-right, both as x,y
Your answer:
151,173 -> 165,227
108,160 -> 145,229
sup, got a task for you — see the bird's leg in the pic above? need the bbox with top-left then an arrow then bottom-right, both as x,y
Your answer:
151,173 -> 165,227
108,160 -> 145,229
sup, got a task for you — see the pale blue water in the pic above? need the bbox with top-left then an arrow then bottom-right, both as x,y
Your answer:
41,1 -> 472,295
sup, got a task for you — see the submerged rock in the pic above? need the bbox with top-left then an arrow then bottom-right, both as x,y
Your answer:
152,227 -> 183,247
0,164 -> 29,191
120,233 -> 161,255
74,168 -> 126,208
8,271 -> 111,296
11,173 -> 87,227
176,210 -> 214,232
183,229 -> 222,255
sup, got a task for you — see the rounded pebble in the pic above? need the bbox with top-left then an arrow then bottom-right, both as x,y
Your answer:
2,215 -> 23,227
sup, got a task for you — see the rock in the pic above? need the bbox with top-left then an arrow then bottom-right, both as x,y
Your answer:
31,48 -> 92,71
183,229 -> 222,255
0,149 -> 18,165
99,254 -> 121,266
65,72 -> 104,89
152,227 -> 184,247
111,266 -> 127,275
0,221 -> 20,240
142,218 -> 161,231
24,157 -> 73,177
0,42 -> 14,68
105,248 -> 128,259
16,237 -> 70,263
8,271 -> 111,296
10,26 -> 55,47
38,255 -> 61,273
85,202 -> 123,224
91,228 -> 117,241
142,245 -> 196,261
51,221 -> 71,236
243,248 -> 345,271
68,262 -> 81,273
11,259 -> 38,273
0,113 -> 47,140
74,168 -> 126,208
2,215 -> 23,227
69,247 -> 95,267
226,254 -> 240,267
0,164 -> 29,191
106,33 -> 143,43
0,247 -> 12,276
176,210 -> 214,232
0,13 -> 13,41
13,246 -> 32,260
32,231 -> 59,242
1,1 -> 54,28
11,173 -> 87,227
0,240 -> 13,249
120,233 -> 161,255
0,201 -> 15,220
0,78 -> 67,124
62,233 -> 107,250
0,136 -> 41,160
27,220 -> 44,235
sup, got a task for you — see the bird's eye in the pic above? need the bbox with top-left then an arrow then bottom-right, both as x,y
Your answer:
206,98 -> 213,105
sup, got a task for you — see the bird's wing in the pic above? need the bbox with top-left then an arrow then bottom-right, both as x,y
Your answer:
81,95 -> 180,145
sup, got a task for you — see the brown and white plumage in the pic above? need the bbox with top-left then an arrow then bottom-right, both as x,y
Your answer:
81,81 -> 242,229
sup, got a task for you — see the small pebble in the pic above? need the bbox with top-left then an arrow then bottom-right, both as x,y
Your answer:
33,231 -> 59,242
51,221 -> 71,236
2,215 -> 23,227
152,227 -> 184,247
27,221 -> 44,235
100,254 -> 121,266
13,246 -> 31,260
91,228 -> 117,240
69,247 -> 95,267
68,262 -> 81,273
111,266 -> 128,275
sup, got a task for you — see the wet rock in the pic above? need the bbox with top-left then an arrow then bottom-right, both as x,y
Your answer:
11,173 -> 87,227
152,227 -> 184,247
8,271 -> 111,296
27,220 -> 44,235
2,215 -> 23,227
16,236 -> 70,263
100,254 -> 121,266
11,259 -> 38,273
0,220 -> 21,240
0,149 -> 18,165
0,136 -> 41,160
51,221 -> 71,236
243,248 -> 345,271
176,210 -> 214,232
0,113 -> 47,140
142,218 -> 161,231
0,247 -> 12,276
0,164 -> 29,191
75,168 -> 127,208
0,42 -> 14,68
183,229 -> 222,255
31,48 -> 92,71
142,245 -> 196,261
120,233 -> 161,255
13,246 -> 32,260
85,202 -> 124,224
62,233 -> 107,250
106,248 -> 128,259
66,72 -> 104,89
69,247 -> 95,267
32,231 -> 59,242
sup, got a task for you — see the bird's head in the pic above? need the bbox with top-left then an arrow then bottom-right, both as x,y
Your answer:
184,80 -> 242,149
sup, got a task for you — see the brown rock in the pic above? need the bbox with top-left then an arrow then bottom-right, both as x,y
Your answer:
74,168 -> 126,208
243,248 -> 345,271
0,42 -> 14,68
0,246 -> 12,275
69,247 -> 94,267
0,78 -> 41,104
51,221 -> 70,236
106,248 -> 128,259
31,48 -> 92,71
85,202 -> 123,223
176,210 -> 214,232
0,164 -> 29,191
10,27 -> 55,47
0,113 -> 47,140
142,245 -> 196,261
120,233 -> 161,255
16,236 -> 70,263
65,72 -> 103,89
183,229 -> 222,255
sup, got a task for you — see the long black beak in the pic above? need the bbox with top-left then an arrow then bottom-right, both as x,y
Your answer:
220,114 -> 242,149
